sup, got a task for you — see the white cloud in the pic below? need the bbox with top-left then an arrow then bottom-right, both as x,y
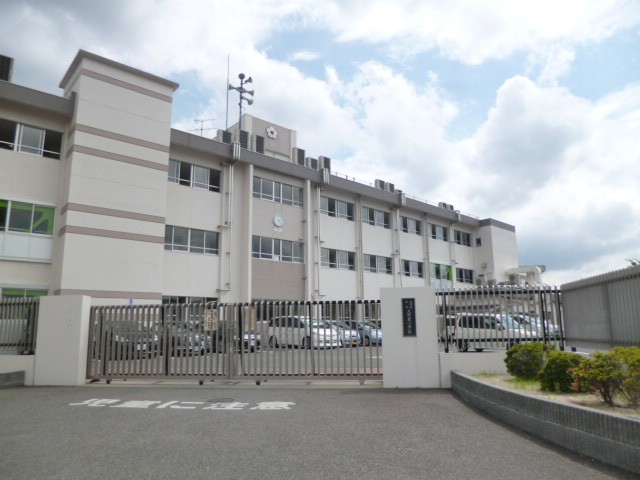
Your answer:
288,51 -> 321,62
2,0 -> 640,286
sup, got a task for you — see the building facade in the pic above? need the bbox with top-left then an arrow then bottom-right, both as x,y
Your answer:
0,50 -> 524,305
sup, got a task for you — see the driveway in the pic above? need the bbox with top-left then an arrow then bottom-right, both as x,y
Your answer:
0,380 -> 632,480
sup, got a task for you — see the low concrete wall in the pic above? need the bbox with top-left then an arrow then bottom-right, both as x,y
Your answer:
438,351 -> 507,388
0,355 -> 35,385
451,371 -> 640,476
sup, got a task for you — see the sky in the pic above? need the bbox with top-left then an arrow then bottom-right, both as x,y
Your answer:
2,0 -> 639,286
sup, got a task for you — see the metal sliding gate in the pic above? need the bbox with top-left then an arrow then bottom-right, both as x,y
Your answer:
87,300 -> 383,383
435,285 -> 565,352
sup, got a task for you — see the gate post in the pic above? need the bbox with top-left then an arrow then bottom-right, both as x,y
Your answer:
381,287 -> 440,388
33,295 -> 91,386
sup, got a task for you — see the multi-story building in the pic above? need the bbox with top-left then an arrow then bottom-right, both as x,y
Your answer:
0,50 -> 526,305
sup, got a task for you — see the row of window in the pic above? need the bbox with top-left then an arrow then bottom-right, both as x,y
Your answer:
252,236 -> 304,263
0,119 -> 63,160
0,288 -> 48,298
164,226 -> 219,254
162,296 -> 217,304
318,196 -> 473,245
169,159 -> 221,192
0,199 -> 55,236
253,177 -> 304,207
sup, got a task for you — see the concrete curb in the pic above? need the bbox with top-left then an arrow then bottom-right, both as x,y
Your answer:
0,371 -> 25,389
451,370 -> 640,476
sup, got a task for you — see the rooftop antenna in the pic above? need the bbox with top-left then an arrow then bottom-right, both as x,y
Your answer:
190,118 -> 215,136
225,54 -> 230,131
228,72 -> 254,142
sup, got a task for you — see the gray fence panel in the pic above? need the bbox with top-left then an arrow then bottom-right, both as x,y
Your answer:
0,297 -> 39,355
562,265 -> 640,349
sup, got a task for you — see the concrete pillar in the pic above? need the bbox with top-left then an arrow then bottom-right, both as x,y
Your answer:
33,295 -> 91,386
381,286 -> 440,388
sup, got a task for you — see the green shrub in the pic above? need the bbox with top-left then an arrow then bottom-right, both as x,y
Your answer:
539,351 -> 584,392
569,347 -> 640,406
504,342 -> 554,380
612,346 -> 640,410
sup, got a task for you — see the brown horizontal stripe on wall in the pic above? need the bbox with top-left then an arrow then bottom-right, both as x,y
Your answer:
81,68 -> 173,103
54,289 -> 162,300
73,124 -> 170,153
61,203 -> 165,223
59,225 -> 164,244
70,144 -> 168,171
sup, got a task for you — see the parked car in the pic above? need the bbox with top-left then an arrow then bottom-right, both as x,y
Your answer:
109,320 -> 163,359
267,316 -> 340,349
511,314 -> 561,340
329,320 -> 360,347
449,313 -> 537,352
239,330 -> 261,351
167,320 -> 214,356
341,320 -> 382,346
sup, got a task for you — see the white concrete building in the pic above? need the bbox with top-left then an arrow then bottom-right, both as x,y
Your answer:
0,50 -> 524,305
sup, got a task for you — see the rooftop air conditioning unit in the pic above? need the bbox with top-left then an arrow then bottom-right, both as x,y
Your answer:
386,182 -> 395,192
0,55 -> 13,82
292,147 -> 306,166
438,202 -> 455,211
306,157 -> 319,170
221,130 -> 232,144
319,156 -> 331,171
375,179 -> 385,190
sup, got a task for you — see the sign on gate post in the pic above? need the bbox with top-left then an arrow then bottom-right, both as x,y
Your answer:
402,298 -> 416,337
203,309 -> 219,331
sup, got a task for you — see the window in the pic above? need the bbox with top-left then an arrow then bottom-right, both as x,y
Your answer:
0,200 -> 55,235
1,288 -> 48,298
429,223 -> 448,241
454,230 -> 471,247
476,237 -> 482,247
402,260 -> 424,278
253,176 -> 303,207
362,207 -> 390,228
430,263 -> 452,281
321,248 -> 355,270
168,159 -> 221,192
321,196 -> 354,220
162,296 -> 216,304
0,119 -> 62,159
363,254 -> 392,274
401,216 -> 421,235
456,268 -> 474,284
252,236 -> 304,263
164,226 -> 218,255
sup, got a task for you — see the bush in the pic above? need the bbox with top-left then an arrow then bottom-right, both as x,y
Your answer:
569,347 -> 640,406
504,342 -> 554,380
539,351 -> 584,392
613,346 -> 640,410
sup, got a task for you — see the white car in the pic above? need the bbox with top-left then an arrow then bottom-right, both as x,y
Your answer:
450,313 -> 537,352
267,316 -> 340,349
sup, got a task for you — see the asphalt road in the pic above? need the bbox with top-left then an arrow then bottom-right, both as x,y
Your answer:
0,381 -> 633,480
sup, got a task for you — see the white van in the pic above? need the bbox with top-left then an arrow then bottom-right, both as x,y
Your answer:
449,313 -> 538,352
267,316 -> 340,349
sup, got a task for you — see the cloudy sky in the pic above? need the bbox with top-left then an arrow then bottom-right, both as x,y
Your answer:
2,0 -> 639,285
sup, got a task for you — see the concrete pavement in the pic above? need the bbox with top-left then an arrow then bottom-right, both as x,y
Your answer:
0,380 -> 633,480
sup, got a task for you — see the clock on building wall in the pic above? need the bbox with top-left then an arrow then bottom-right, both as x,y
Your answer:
273,215 -> 283,227
266,126 -> 278,139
